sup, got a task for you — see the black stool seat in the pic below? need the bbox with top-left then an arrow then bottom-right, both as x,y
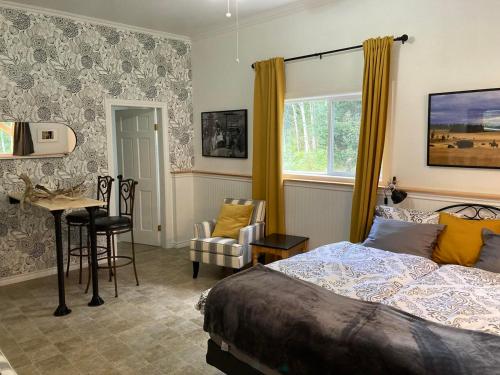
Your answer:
95,216 -> 131,231
66,209 -> 107,224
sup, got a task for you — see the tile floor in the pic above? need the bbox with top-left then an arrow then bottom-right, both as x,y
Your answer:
0,243 -> 228,374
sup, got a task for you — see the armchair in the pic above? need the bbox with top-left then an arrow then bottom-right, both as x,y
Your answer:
190,198 -> 266,278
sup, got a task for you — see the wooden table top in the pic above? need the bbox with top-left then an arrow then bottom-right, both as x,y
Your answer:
9,192 -> 106,212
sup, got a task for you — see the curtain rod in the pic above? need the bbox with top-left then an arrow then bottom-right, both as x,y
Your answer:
251,34 -> 408,69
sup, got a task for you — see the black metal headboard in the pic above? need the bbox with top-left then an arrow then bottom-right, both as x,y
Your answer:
436,204 -> 500,220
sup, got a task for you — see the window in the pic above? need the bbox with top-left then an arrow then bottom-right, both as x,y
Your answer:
283,94 -> 362,178
0,122 -> 14,156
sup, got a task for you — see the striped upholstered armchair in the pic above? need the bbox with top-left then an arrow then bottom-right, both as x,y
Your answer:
190,198 -> 266,278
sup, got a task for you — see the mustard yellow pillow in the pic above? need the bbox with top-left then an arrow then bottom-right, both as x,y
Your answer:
212,204 -> 254,239
432,213 -> 500,266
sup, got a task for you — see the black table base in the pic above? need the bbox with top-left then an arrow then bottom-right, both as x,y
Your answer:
86,206 -> 104,307
52,210 -> 72,316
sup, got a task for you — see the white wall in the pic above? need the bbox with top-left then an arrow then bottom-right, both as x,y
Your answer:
193,0 -> 500,194
29,122 -> 75,155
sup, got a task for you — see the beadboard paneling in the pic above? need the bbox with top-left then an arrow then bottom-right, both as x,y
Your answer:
284,181 -> 353,249
172,173 -> 195,247
188,173 -> 500,251
193,174 -> 252,223
191,175 -> 353,249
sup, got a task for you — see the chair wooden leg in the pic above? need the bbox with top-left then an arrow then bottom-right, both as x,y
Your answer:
111,233 -> 118,297
66,223 -> 71,278
78,226 -> 83,284
193,261 -> 199,279
131,230 -> 139,287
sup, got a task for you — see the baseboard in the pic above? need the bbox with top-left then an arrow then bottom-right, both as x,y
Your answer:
0,259 -> 108,287
0,264 -> 79,287
166,239 -> 191,249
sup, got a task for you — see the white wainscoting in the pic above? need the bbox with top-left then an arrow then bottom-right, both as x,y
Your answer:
190,174 -> 354,249
184,172 -> 500,251
171,173 -> 195,247
400,193 -> 500,213
193,174 -> 252,223
285,181 -> 353,249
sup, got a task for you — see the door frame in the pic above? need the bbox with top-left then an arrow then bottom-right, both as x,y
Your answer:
105,98 -> 174,249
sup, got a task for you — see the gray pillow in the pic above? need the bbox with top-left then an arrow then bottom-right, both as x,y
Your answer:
363,217 -> 445,258
477,229 -> 500,273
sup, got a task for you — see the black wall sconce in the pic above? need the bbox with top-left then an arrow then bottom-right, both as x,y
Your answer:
383,176 -> 407,205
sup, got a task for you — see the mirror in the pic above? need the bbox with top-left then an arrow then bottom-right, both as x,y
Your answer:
0,121 -> 76,159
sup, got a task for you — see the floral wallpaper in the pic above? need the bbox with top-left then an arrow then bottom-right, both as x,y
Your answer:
0,7 -> 193,279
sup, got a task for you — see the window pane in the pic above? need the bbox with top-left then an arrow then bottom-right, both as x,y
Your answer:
283,100 -> 328,174
332,100 -> 361,176
0,122 -> 14,155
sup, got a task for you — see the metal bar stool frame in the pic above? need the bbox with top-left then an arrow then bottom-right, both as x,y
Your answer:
85,175 -> 139,297
66,176 -> 114,284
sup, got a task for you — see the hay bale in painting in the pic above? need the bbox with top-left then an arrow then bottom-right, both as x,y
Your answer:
456,140 -> 474,148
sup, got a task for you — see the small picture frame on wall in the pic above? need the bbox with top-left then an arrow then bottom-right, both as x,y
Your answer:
428,87 -> 500,169
38,129 -> 58,143
202,109 -> 248,158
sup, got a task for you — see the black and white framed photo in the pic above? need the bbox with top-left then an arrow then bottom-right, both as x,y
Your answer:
202,109 -> 247,158
38,129 -> 57,143
428,88 -> 500,169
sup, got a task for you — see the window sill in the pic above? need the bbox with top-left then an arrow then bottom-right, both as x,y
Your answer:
283,173 -> 355,186
283,173 -> 387,190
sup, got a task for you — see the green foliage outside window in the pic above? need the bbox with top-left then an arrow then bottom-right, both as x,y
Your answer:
283,97 -> 361,176
0,122 -> 14,155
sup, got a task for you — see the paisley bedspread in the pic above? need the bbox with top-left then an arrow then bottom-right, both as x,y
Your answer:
383,265 -> 500,336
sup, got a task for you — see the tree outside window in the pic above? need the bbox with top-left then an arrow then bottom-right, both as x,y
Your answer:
0,122 -> 14,156
283,95 -> 361,177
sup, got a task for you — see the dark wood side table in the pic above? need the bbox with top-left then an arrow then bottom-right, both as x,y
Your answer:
250,234 -> 309,265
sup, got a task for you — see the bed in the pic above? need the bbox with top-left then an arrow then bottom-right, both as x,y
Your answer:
200,204 -> 500,374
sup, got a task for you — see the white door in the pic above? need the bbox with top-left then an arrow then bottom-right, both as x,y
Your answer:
115,108 -> 160,246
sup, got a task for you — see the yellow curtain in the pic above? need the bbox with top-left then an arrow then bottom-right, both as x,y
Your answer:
350,37 -> 393,243
252,57 -> 286,235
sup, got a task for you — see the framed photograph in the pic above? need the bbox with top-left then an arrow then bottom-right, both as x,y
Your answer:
202,109 -> 247,158
428,88 -> 500,169
38,129 -> 58,143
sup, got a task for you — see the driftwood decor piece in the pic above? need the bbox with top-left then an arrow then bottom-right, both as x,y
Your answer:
18,174 -> 86,204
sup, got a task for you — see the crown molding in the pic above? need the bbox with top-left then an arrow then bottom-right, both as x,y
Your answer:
192,0 -> 335,41
0,0 -> 191,42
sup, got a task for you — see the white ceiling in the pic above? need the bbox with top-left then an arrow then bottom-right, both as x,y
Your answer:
2,0 -> 330,38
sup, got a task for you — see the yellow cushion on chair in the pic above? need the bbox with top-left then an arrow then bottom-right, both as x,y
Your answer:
432,212 -> 500,266
212,204 -> 254,239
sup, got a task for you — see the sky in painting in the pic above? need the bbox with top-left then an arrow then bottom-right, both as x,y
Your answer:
430,90 -> 500,126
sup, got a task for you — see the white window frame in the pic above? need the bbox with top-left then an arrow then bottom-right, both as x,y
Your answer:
283,93 -> 362,183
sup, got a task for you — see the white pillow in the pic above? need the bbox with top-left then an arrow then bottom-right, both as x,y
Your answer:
375,205 -> 439,224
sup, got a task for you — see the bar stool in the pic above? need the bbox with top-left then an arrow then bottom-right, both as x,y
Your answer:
86,175 -> 139,297
66,176 -> 114,284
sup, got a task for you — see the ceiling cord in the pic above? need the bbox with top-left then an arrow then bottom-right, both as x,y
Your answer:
235,0 -> 239,63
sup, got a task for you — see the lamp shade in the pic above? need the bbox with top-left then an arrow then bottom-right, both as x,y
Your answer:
391,189 -> 407,204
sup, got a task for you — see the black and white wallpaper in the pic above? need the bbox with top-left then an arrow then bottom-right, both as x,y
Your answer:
0,7 -> 193,279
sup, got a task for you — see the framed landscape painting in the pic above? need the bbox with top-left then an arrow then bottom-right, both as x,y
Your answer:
428,88 -> 500,169
202,109 -> 247,158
